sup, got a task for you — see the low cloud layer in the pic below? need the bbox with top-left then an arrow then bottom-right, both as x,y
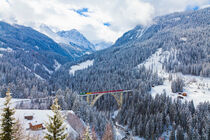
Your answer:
0,0 -> 209,43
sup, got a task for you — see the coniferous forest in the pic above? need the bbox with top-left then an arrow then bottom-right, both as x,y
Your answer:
0,3 -> 209,140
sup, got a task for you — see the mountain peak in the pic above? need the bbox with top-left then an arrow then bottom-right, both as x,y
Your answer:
58,29 -> 80,36
57,29 -> 95,51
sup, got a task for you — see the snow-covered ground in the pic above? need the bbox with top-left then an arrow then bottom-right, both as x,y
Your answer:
14,110 -> 77,139
34,45 -> 39,50
54,59 -> 61,71
0,98 -> 79,139
0,47 -> 13,52
0,98 -> 30,108
139,48 -> 210,106
180,37 -> 187,41
34,73 -> 45,81
69,60 -> 94,75
34,63 -> 40,71
43,65 -> 53,74
23,66 -> 31,72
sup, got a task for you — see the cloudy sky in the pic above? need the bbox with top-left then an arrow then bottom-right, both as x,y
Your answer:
0,0 -> 209,43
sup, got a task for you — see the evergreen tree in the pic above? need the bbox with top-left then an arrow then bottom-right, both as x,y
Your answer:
45,98 -> 68,140
0,89 -> 15,140
166,115 -> 170,134
176,125 -> 184,140
169,123 -> 176,140
171,77 -> 184,93
82,125 -> 93,140
13,119 -> 25,140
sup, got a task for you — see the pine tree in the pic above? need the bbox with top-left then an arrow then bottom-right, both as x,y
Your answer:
169,123 -> 176,140
82,125 -> 93,140
176,125 -> 184,140
0,89 -> 15,140
45,98 -> 68,140
13,119 -> 25,140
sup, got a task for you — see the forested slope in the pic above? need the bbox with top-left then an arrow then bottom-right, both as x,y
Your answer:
51,8 -> 209,109
48,8 -> 210,139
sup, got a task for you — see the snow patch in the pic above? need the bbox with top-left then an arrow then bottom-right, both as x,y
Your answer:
138,48 -> 170,74
0,54 -> 3,57
54,59 -> 61,71
85,52 -> 91,55
0,98 -> 30,108
180,37 -> 187,41
34,63 -> 40,71
34,73 -> 45,81
69,60 -> 94,75
34,45 -> 39,49
173,17 -> 181,21
112,110 -> 119,119
43,65 -> 53,74
114,126 -> 125,140
23,66 -> 31,72
0,47 -> 13,52
137,27 -> 148,38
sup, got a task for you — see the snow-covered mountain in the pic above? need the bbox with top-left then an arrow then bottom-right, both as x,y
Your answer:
39,25 -> 96,57
39,24 -> 67,44
57,29 -> 95,51
113,25 -> 144,47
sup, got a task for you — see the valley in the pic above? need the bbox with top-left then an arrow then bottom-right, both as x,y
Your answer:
0,5 -> 209,140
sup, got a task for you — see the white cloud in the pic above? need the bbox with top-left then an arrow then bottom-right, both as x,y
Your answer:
142,0 -> 209,15
0,0 -> 209,43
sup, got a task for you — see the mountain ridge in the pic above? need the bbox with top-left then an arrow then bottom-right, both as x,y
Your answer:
39,24 -> 96,57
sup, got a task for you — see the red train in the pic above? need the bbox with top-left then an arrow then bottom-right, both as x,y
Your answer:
80,89 -> 124,95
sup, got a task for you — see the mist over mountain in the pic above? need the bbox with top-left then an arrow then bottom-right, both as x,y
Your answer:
94,41 -> 113,50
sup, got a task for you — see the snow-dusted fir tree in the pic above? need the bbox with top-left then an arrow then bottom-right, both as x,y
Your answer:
83,125 -> 93,140
169,122 -> 176,140
0,89 -> 15,140
45,98 -> 68,140
13,119 -> 25,140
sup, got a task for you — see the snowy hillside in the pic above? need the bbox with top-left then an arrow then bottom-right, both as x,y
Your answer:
69,60 -> 94,75
138,48 -> 210,106
0,47 -> 13,52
